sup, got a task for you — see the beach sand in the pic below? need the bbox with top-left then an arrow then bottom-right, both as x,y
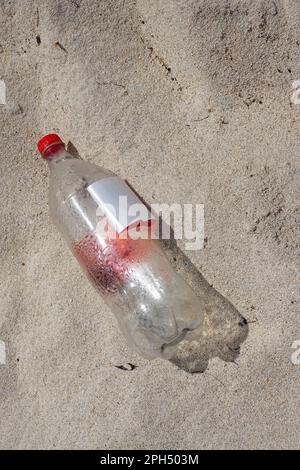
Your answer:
0,0 -> 299,448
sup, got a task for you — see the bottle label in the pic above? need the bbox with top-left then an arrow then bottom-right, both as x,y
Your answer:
87,176 -> 154,234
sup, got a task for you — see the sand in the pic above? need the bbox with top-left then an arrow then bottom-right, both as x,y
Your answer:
0,0 -> 299,449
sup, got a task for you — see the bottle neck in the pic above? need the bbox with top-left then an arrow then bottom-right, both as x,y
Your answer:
43,143 -> 74,165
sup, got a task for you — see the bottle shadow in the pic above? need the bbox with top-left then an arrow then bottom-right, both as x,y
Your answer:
125,184 -> 249,373
161,235 -> 248,373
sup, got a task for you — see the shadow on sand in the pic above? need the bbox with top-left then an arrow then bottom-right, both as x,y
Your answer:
162,234 -> 248,373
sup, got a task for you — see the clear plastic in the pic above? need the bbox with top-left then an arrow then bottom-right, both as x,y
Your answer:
45,143 -> 204,359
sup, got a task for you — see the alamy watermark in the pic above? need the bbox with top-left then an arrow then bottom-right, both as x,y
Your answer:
291,80 -> 300,105
0,79 -> 6,105
291,340 -> 300,365
0,340 -> 5,365
94,199 -> 205,251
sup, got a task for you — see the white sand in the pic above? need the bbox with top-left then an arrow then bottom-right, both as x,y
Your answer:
0,0 -> 299,449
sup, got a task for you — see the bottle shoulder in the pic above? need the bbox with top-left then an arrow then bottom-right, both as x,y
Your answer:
49,158 -> 115,203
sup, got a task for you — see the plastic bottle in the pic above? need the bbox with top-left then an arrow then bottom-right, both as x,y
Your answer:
37,134 -> 204,359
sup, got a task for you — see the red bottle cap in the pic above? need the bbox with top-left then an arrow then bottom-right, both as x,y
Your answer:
37,134 -> 64,156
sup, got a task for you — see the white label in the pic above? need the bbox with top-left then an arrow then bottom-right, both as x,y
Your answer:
87,176 -> 154,234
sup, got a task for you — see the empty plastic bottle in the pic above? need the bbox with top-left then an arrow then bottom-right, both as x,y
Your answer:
37,134 -> 204,359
